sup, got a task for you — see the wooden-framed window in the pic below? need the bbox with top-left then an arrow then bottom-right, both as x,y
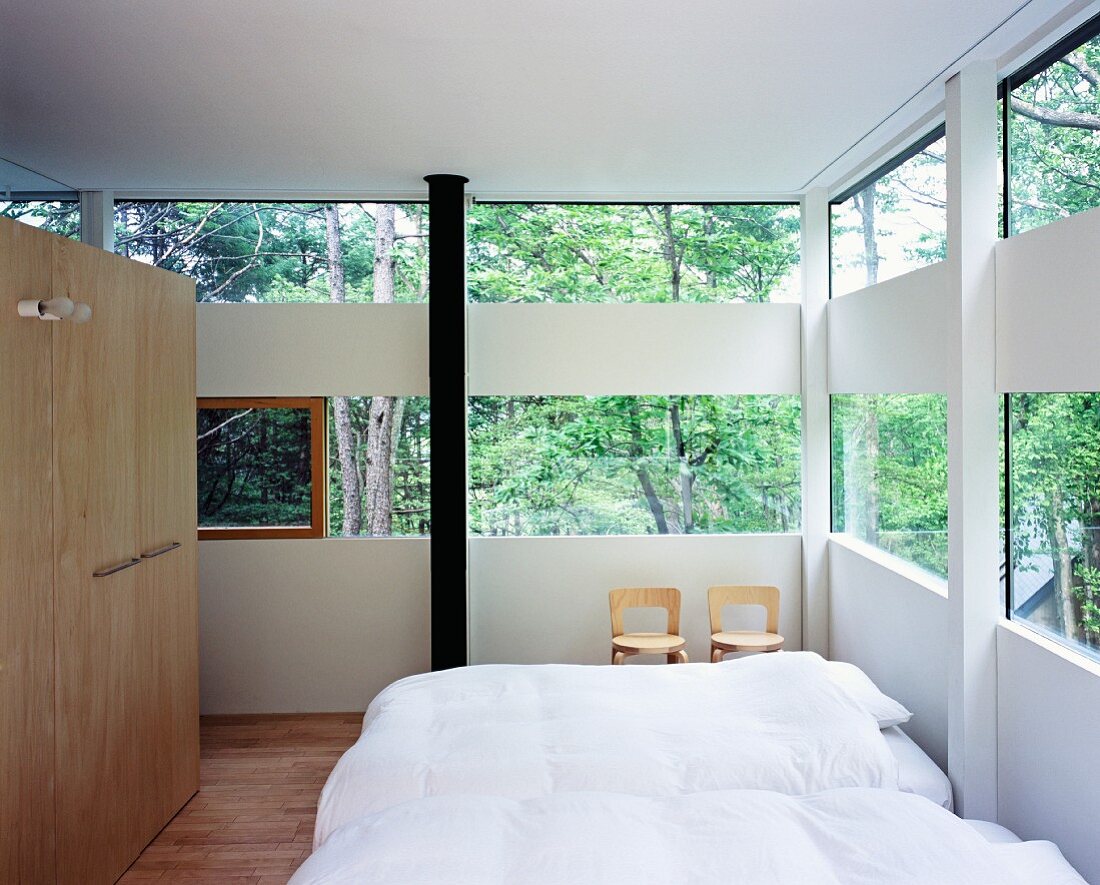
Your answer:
197,397 -> 326,540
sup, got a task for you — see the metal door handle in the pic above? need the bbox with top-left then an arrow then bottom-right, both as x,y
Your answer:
140,542 -> 181,559
93,557 -> 141,578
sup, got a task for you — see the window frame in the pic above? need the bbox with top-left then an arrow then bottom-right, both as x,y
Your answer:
197,396 -> 327,540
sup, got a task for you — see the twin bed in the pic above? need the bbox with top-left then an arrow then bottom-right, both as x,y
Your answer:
293,652 -> 1084,883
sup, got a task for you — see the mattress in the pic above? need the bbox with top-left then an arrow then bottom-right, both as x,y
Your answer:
290,788 -> 1087,884
315,652 -> 901,847
882,725 -> 954,810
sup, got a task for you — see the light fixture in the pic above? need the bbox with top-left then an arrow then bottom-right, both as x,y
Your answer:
17,296 -> 92,323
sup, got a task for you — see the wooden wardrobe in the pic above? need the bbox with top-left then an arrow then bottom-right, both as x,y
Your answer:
0,216 -> 199,884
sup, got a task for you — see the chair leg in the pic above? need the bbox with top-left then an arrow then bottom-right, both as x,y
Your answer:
676,650 -> 689,664
612,651 -> 626,665
711,646 -> 724,663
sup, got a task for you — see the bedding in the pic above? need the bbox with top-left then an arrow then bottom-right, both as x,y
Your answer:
883,725 -> 953,810
291,788 -> 1087,884
315,652 -> 901,847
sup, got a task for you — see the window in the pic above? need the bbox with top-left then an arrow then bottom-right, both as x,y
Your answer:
830,131 -> 947,297
468,203 -> 800,303
1005,18 -> 1100,235
831,394 -> 948,578
197,398 -> 326,539
114,202 -> 427,303
1007,393 -> 1100,659
328,396 -> 431,537
0,199 -> 80,239
468,395 -> 801,536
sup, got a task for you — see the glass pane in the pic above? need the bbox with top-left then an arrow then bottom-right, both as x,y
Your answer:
197,405 -> 313,528
831,394 -> 948,578
328,396 -> 431,537
830,136 -> 947,297
468,395 -> 801,536
1009,393 -> 1100,659
1009,32 -> 1100,235
468,204 -> 800,303
114,202 -> 428,303
0,200 -> 80,239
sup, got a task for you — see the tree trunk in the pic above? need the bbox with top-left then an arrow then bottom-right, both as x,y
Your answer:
1050,488 -> 1079,639
853,185 -> 879,287
669,401 -> 694,533
865,402 -> 880,545
326,204 -> 362,535
364,204 -> 399,535
627,401 -> 668,533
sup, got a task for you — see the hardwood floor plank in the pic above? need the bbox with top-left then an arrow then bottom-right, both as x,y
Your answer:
122,713 -> 360,883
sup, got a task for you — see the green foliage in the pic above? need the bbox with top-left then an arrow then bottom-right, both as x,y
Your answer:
469,396 -> 801,536
832,395 -> 948,578
114,202 -> 428,303
1009,33 -> 1100,234
468,204 -> 800,303
198,407 -> 313,527
328,397 -> 431,536
0,200 -> 80,238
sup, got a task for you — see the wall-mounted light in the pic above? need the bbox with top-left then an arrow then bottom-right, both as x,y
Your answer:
17,296 -> 92,323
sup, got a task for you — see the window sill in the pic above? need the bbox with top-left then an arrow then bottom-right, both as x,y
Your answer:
998,617 -> 1100,679
828,532 -> 948,599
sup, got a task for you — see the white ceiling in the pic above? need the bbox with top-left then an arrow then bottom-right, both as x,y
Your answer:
0,0 -> 1069,196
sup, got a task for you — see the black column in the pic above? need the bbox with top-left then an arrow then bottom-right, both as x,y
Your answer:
425,173 -> 469,671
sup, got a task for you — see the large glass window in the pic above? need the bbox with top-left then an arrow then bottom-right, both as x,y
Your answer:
328,396 -> 431,537
1008,393 -> 1100,658
830,132 -> 947,297
114,202 -> 427,303
468,395 -> 801,536
468,203 -> 800,303
0,200 -> 80,239
831,394 -> 948,578
1007,21 -> 1100,235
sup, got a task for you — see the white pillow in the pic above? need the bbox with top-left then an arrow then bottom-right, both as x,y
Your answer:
825,660 -> 912,729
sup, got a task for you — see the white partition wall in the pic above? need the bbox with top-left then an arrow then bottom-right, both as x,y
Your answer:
467,293 -> 804,665
196,302 -> 430,713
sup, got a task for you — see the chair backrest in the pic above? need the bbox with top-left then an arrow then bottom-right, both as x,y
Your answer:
707,585 -> 780,634
609,587 -> 681,638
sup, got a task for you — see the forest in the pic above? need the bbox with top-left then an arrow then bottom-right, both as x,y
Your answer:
2,34 -> 1099,649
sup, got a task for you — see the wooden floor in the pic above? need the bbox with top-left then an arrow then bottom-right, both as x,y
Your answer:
120,713 -> 361,884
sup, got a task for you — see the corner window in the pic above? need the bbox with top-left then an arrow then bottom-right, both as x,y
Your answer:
830,131 -> 947,297
197,398 -> 326,539
831,394 -> 948,578
1,199 -> 80,239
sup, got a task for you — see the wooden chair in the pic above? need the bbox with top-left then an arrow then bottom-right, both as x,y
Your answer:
609,587 -> 689,665
708,585 -> 784,663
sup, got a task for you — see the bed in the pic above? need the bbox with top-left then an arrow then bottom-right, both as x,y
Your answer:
314,652 -> 950,847
291,788 -> 1085,884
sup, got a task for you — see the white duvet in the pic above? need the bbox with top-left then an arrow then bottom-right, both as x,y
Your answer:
315,652 -> 899,848
292,788 -> 1085,884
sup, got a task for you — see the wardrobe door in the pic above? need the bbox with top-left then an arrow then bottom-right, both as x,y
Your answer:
53,239 -> 145,885
136,267 -> 199,831
0,218 -> 56,884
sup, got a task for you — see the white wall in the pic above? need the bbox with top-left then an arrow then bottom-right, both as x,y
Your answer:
828,262 -> 950,394
197,303 -> 431,714
469,534 -> 802,665
996,205 -> 1100,393
998,621 -> 1100,884
828,535 -> 949,770
199,539 -> 430,713
468,303 -> 801,395
197,303 -> 428,396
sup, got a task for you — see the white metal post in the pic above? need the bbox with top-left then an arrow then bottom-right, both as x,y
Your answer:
945,61 -> 999,820
79,190 -> 114,251
801,188 -> 831,655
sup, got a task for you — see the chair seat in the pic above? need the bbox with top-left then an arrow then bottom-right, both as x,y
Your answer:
711,630 -> 784,652
612,632 -> 687,654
